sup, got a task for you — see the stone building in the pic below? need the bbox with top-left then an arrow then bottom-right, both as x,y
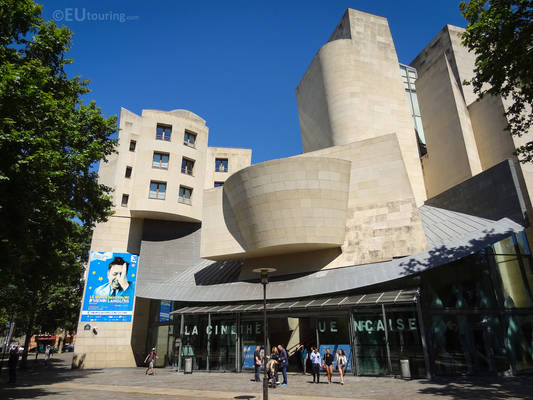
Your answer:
74,9 -> 533,377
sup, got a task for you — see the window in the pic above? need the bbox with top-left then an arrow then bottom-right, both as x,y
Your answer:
184,131 -> 197,147
215,158 -> 228,172
214,181 -> 224,187
129,140 -> 136,152
181,157 -> 195,176
149,181 -> 166,200
179,186 -> 193,205
156,124 -> 172,141
125,166 -> 132,178
121,194 -> 129,207
153,152 -> 169,169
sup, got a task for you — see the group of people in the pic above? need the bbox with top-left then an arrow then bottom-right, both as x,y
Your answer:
253,344 -> 289,387
253,344 -> 348,386
307,347 -> 348,384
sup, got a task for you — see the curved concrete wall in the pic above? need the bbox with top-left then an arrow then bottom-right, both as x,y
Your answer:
220,157 -> 351,257
296,9 -> 426,206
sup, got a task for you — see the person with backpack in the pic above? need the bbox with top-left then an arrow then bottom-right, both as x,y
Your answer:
144,347 -> 157,375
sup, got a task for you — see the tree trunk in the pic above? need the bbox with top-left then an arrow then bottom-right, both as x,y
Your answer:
58,329 -> 63,354
20,313 -> 34,369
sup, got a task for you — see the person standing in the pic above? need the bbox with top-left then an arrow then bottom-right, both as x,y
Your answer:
296,344 -> 303,373
8,346 -> 19,384
253,345 -> 262,382
277,344 -> 288,386
144,347 -> 157,375
44,345 -> 51,366
323,348 -> 334,384
336,349 -> 347,385
300,345 -> 308,375
310,347 -> 321,384
268,346 -> 280,386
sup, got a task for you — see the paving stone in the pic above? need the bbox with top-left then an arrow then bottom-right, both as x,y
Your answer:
1,353 -> 532,400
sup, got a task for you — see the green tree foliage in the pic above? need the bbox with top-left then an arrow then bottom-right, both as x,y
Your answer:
460,0 -> 533,161
0,0 -> 117,361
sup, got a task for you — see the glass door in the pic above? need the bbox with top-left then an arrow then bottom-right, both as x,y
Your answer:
352,309 -> 389,375
209,314 -> 237,371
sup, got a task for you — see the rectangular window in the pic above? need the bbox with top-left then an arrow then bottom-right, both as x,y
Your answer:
214,181 -> 224,187
156,124 -> 172,141
125,166 -> 132,178
184,131 -> 197,147
129,140 -> 136,152
121,194 -> 129,207
153,152 -> 169,169
181,157 -> 195,176
179,186 -> 193,205
149,181 -> 166,200
215,158 -> 228,172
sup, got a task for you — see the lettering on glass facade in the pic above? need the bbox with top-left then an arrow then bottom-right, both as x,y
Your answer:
353,318 -> 417,332
317,320 -> 338,333
182,320 -> 344,336
184,322 -> 259,336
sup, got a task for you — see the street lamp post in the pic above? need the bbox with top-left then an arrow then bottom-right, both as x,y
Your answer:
253,267 -> 276,400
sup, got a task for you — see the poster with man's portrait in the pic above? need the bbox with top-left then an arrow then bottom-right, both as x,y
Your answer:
81,251 -> 139,322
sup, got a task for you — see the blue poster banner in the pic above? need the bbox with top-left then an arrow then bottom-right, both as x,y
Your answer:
159,300 -> 173,322
318,344 -> 352,371
242,345 -> 263,370
81,251 -> 138,322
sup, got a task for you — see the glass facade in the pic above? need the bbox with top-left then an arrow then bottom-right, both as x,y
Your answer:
400,64 -> 426,156
423,232 -> 533,375
144,232 -> 533,377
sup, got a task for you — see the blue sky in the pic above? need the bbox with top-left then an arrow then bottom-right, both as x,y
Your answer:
40,1 -> 467,164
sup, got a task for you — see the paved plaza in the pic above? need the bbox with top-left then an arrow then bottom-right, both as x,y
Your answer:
1,353 -> 532,400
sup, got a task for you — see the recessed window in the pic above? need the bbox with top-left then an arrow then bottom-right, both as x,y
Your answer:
149,181 -> 166,200
156,124 -> 172,141
184,131 -> 197,147
179,186 -> 193,205
214,181 -> 224,187
121,194 -> 129,207
129,140 -> 136,151
181,157 -> 195,176
125,166 -> 132,178
152,152 -> 169,169
215,158 -> 228,172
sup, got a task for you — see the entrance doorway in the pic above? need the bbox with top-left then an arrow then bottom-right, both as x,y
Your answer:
268,316 -> 315,372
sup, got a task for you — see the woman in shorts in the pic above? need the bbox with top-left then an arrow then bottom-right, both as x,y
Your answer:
336,349 -> 347,385
323,348 -> 334,384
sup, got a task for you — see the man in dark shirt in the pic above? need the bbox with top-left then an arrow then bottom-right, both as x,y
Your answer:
253,346 -> 261,382
277,344 -> 288,386
8,346 -> 19,384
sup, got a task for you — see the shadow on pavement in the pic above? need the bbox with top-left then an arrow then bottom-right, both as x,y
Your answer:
0,353 -> 101,399
417,376 -> 533,399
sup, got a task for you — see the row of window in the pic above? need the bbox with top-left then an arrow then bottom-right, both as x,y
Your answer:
125,154 -> 228,177
156,124 -> 197,146
120,182 -> 193,207
127,125 -> 197,152
150,181 -> 192,204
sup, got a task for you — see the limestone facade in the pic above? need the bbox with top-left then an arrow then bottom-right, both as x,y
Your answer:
296,9 -> 427,206
411,25 -> 533,239
76,7 -> 533,370
74,108 -> 251,368
202,134 -> 428,275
